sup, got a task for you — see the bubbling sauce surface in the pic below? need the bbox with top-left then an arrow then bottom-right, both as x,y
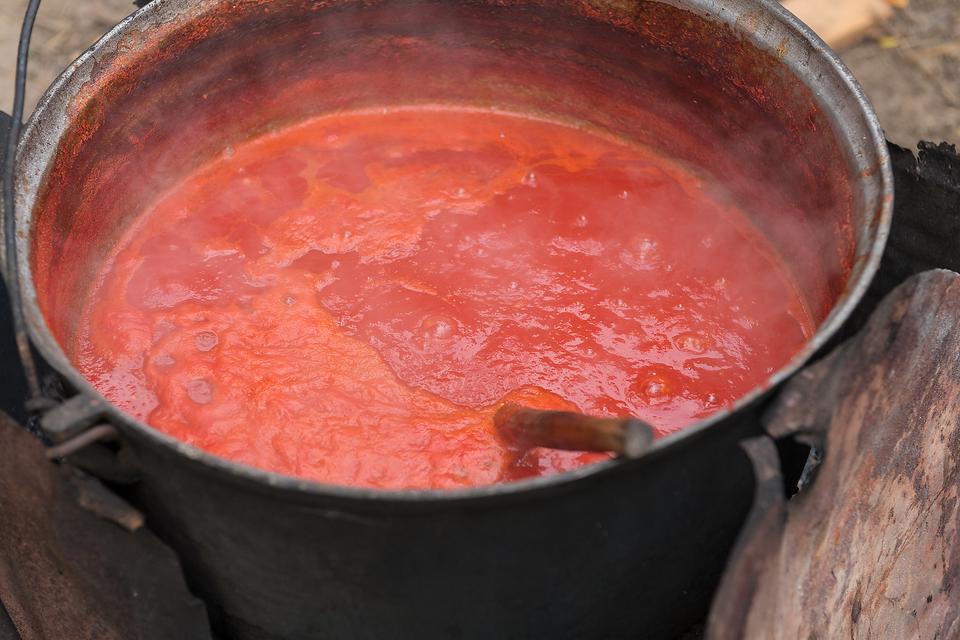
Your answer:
76,108 -> 812,489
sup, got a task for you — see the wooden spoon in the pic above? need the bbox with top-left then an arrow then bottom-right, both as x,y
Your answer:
493,403 -> 655,459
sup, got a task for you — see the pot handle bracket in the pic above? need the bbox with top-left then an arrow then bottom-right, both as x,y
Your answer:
40,393 -> 110,447
40,395 -> 140,484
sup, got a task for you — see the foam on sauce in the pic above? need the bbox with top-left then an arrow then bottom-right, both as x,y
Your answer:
75,108 -> 812,489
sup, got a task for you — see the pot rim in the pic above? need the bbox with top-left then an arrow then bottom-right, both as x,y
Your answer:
12,0 -> 893,504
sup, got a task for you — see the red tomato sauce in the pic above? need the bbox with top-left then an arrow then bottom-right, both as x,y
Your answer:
75,108 -> 812,489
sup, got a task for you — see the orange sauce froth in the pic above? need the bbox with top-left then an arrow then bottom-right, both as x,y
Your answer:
76,108 -> 812,489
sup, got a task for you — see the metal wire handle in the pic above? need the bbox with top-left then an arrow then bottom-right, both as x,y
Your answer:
3,0 -> 45,408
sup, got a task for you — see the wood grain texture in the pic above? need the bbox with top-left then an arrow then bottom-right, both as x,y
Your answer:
782,0 -> 893,49
0,413 -> 211,640
707,269 -> 960,640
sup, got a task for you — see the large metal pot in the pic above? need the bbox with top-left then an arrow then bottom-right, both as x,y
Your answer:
7,0 -> 890,638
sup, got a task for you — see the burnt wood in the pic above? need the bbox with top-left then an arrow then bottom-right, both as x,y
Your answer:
706,269 -> 960,639
841,141 -> 960,338
0,412 -> 211,640
879,142 -> 960,289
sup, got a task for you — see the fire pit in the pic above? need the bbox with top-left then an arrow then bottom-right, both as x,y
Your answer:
2,0 -> 892,638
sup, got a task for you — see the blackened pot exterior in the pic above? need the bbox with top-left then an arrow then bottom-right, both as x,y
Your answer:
8,0 -> 891,638
131,405 -> 760,639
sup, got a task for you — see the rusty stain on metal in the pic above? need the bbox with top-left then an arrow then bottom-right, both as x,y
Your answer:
776,36 -> 788,58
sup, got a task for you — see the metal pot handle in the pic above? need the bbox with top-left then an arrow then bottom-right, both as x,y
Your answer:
0,109 -> 11,250
2,0 -> 45,409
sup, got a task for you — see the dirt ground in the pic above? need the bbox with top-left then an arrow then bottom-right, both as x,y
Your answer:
844,0 -> 960,144
1,0 -> 958,146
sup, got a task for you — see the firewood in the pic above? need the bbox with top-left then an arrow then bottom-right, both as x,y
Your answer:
707,269 -> 960,639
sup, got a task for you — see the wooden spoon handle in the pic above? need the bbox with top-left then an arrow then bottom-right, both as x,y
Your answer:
494,403 -> 655,459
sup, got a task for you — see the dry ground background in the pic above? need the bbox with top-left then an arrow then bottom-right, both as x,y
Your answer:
0,0 -> 958,145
